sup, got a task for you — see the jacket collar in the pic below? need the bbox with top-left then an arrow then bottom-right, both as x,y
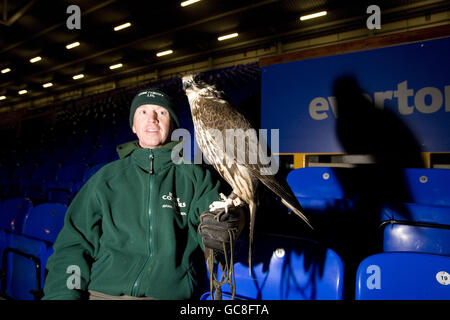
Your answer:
117,139 -> 183,173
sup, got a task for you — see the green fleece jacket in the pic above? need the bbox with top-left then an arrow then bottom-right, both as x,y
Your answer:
42,141 -> 222,300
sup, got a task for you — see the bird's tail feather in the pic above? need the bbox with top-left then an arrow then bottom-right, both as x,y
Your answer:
247,201 -> 257,275
281,198 -> 314,230
253,169 -> 313,230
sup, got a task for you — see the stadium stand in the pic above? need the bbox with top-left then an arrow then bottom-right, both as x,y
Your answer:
1,62 -> 449,300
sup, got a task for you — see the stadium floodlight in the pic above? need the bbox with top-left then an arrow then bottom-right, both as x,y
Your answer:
114,22 -> 131,31
18,90 -> 28,95
66,42 -> 80,49
181,0 -> 201,7
0,96 -> 6,100
109,63 -> 123,70
299,11 -> 327,21
73,74 -> 84,80
156,50 -> 173,57
30,56 -> 42,63
43,82 -> 53,88
218,33 -> 238,41
1,68 -> 11,74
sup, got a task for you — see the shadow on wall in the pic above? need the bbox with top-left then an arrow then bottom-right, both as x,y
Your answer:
320,74 -> 425,286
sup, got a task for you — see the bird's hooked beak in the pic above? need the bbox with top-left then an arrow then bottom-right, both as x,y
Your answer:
182,75 -> 195,91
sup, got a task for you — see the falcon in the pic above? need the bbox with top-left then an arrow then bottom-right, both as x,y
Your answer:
182,74 -> 313,266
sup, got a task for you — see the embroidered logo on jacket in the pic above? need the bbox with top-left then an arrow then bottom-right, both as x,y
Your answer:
161,192 -> 187,215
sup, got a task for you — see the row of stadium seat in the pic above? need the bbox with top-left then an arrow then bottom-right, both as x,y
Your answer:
199,167 -> 450,300
1,166 -> 449,300
201,235 -> 450,300
0,198 -> 67,299
1,164 -> 449,300
0,162 -> 107,204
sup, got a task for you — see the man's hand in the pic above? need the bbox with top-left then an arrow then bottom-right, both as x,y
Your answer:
198,206 -> 247,254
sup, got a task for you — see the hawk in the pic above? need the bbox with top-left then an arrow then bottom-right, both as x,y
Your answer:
182,74 -> 313,267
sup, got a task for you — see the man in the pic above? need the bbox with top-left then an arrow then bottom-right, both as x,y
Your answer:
43,88 -> 244,300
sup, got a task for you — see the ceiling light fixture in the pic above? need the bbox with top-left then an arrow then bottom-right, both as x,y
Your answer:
30,56 -> 42,63
299,11 -> 327,21
1,68 -> 11,74
66,42 -> 80,49
114,22 -> 131,31
0,96 -> 6,100
156,50 -> 173,57
218,33 -> 238,41
181,0 -> 201,7
73,74 -> 84,80
109,63 -> 123,70
43,82 -> 53,88
18,90 -> 28,95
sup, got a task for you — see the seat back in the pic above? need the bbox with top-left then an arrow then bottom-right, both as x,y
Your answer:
23,161 -> 59,200
382,224 -> 450,256
209,234 -> 345,300
2,203 -> 67,300
46,164 -> 88,204
29,161 -> 59,184
379,203 -> 450,256
54,163 -> 89,184
0,198 -> 33,233
403,168 -> 450,206
286,167 -> 347,199
355,252 -> 450,300
380,203 -> 450,226
22,203 -> 67,243
3,234 -> 50,300
83,162 -> 106,184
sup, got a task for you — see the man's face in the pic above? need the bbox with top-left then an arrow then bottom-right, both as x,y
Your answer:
132,104 -> 172,149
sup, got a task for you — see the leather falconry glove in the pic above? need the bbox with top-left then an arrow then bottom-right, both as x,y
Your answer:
198,206 -> 247,254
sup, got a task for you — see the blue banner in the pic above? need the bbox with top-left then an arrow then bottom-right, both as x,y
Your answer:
261,37 -> 450,153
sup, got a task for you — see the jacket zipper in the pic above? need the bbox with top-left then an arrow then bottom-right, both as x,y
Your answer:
131,152 -> 154,296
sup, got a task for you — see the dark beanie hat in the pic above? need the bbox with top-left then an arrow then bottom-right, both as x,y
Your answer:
129,88 -> 179,128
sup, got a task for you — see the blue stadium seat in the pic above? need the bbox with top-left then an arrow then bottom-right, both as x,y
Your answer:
0,198 -> 33,295
403,168 -> 450,206
379,203 -> 450,256
287,167 -> 347,199
22,161 -> 59,201
0,198 -> 34,233
201,233 -> 345,300
1,203 -> 67,300
82,162 -> 106,184
286,167 -> 358,217
380,202 -> 450,226
382,224 -> 450,256
355,252 -> 450,300
7,164 -> 35,198
21,203 -> 68,243
46,163 -> 89,205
